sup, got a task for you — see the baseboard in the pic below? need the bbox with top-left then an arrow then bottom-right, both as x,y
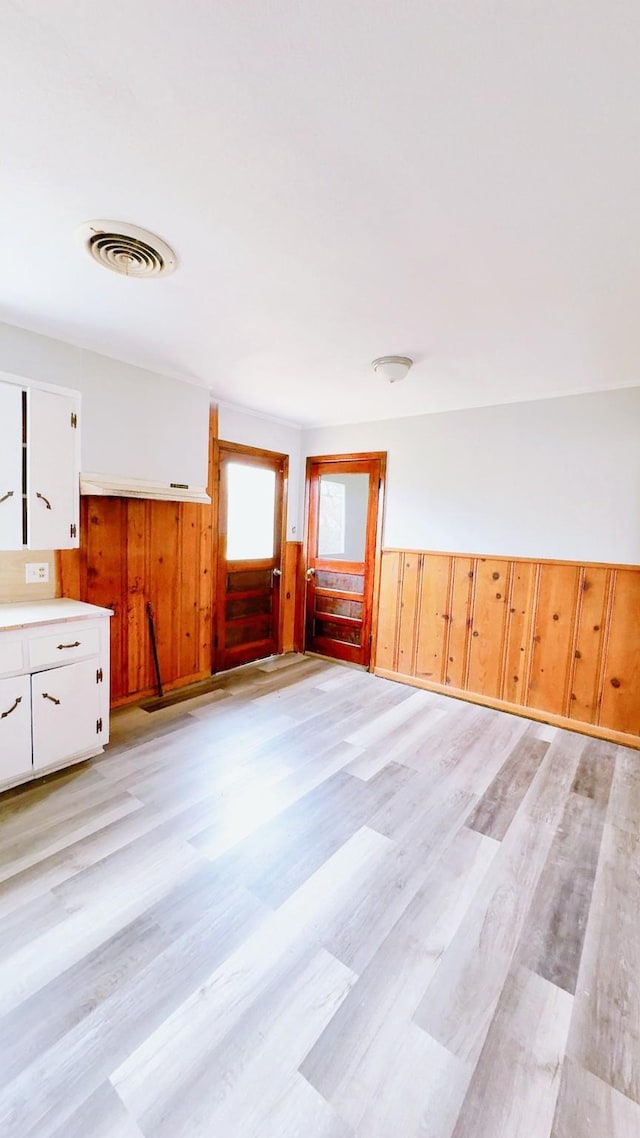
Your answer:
374,667 -> 640,751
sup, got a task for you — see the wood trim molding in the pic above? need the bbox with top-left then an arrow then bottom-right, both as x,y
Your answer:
382,547 -> 640,572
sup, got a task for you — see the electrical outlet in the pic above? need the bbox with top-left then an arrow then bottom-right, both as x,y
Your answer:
25,562 -> 49,584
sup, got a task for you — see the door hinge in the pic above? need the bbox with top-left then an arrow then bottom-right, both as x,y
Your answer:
96,667 -> 103,683
70,522 -> 77,539
96,717 -> 103,733
71,412 -> 78,429
378,477 -> 382,490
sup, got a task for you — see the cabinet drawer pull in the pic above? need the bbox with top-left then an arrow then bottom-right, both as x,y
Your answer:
0,489 -> 15,505
36,491 -> 53,510
1,696 -> 22,719
57,641 -> 81,650
42,692 -> 61,705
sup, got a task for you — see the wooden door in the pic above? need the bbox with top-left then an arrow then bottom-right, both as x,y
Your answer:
214,443 -> 287,672
304,453 -> 385,667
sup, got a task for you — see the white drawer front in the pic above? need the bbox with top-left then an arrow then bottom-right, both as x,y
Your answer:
0,674 -> 32,783
0,637 -> 25,678
29,624 -> 100,671
32,660 -> 101,771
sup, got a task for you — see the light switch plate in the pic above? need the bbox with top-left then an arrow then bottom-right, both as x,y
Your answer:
25,562 -> 49,584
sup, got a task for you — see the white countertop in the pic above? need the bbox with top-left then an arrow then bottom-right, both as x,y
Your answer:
0,598 -> 114,631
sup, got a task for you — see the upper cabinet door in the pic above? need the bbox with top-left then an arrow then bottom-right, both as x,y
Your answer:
28,388 -> 80,550
0,384 -> 24,550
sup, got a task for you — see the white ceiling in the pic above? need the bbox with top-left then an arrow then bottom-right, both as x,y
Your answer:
1,1 -> 640,427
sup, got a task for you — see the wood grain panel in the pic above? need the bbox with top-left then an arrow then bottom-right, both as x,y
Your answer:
446,557 -> 474,690
467,558 -> 511,699
125,499 -> 150,698
502,561 -> 537,705
375,552 -> 402,671
374,548 -> 640,747
527,563 -> 580,716
396,554 -> 421,677
569,567 -> 611,725
282,541 -> 303,653
599,570 -> 640,735
84,497 -> 129,704
414,554 -> 451,686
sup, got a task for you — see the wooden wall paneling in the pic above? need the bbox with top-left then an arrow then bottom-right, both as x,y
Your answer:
375,552 -> 402,671
396,552 -> 422,676
446,556 -> 474,689
147,501 -> 181,691
414,554 -> 452,685
466,558 -> 511,698
374,546 -> 639,748
125,498 -> 150,698
501,560 -> 538,705
282,541 -> 302,653
178,503 -> 203,680
598,569 -> 640,735
527,563 -> 581,716
568,567 -> 612,725
205,409 -> 218,671
84,497 -> 129,705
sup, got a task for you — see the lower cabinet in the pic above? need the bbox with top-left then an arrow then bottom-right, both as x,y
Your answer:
0,673 -> 32,782
31,660 -> 101,772
0,603 -> 111,793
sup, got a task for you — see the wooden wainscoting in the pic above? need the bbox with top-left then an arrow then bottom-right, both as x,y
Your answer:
58,495 -> 214,706
375,550 -> 640,748
282,540 -> 304,653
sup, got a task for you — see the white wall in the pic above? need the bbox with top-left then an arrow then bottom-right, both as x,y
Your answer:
303,387 -> 640,564
0,320 -> 210,488
218,403 -> 302,541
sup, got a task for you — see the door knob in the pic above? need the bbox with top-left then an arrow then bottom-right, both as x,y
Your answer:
305,567 -> 316,581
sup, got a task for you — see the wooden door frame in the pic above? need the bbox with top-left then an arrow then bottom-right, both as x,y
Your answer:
212,439 -> 289,673
303,451 -> 387,670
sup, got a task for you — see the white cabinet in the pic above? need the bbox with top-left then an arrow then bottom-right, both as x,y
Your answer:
32,659 -> 101,772
0,383 -> 23,550
0,600 -> 111,792
0,674 -> 32,783
0,376 -> 80,551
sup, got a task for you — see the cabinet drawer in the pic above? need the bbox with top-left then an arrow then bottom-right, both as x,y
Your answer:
29,624 -> 100,670
0,637 -> 25,677
0,674 -> 32,784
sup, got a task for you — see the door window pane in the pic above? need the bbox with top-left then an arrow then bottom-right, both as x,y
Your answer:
318,473 -> 369,561
226,463 -> 276,560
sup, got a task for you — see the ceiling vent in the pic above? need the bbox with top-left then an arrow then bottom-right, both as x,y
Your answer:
78,220 -> 177,278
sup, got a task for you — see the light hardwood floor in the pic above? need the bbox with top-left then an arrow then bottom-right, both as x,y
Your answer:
1,653 -> 639,1137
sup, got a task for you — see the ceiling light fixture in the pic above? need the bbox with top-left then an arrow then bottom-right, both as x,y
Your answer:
371,355 -> 413,384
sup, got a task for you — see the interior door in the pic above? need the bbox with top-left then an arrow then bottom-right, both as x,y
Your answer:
214,443 -> 287,672
304,453 -> 385,667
